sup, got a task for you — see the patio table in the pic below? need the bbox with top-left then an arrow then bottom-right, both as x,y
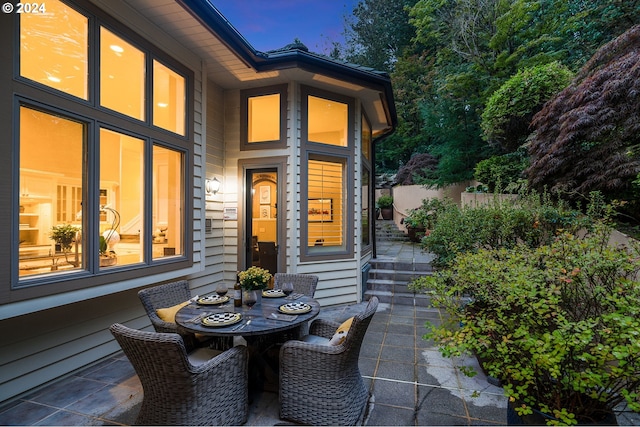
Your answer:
175,293 -> 320,391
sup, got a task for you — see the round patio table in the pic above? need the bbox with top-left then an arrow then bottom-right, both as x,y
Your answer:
176,293 -> 320,392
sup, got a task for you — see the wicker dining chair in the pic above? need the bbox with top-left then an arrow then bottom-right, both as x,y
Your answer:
273,273 -> 319,297
110,323 -> 248,426
137,280 -> 229,350
279,296 -> 379,426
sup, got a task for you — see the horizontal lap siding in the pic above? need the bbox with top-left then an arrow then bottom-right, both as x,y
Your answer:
188,79 -> 227,296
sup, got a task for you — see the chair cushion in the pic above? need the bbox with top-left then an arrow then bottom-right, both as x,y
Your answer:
188,347 -> 222,366
302,334 -> 331,346
328,317 -> 354,346
156,300 -> 190,322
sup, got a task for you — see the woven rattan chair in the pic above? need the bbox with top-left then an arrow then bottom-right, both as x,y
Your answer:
110,323 -> 248,426
279,296 -> 378,426
138,280 -> 230,350
273,273 -> 319,297
138,280 -> 191,334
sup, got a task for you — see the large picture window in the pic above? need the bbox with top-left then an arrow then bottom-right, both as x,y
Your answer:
11,0 -> 192,294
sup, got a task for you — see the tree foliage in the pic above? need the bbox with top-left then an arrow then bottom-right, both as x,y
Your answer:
342,0 -> 418,73
394,152 -> 438,185
342,0 -> 640,193
481,62 -> 573,152
527,25 -> 640,206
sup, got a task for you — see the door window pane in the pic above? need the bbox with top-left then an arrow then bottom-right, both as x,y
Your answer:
308,96 -> 348,147
152,146 -> 184,259
19,107 -> 85,277
99,129 -> 144,268
308,159 -> 344,249
153,60 -> 185,135
20,0 -> 88,99
248,94 -> 280,143
100,27 -> 145,120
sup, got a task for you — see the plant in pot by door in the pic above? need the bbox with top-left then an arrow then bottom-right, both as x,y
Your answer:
376,194 -> 393,220
411,220 -> 640,425
238,266 -> 272,306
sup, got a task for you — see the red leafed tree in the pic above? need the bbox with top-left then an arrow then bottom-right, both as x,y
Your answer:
526,25 -> 640,204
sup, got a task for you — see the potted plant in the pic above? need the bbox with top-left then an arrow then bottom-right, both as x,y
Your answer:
238,266 -> 272,306
376,194 -> 394,220
49,224 -> 79,266
411,221 -> 640,425
403,198 -> 447,242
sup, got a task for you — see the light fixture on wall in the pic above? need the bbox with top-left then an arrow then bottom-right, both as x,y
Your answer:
205,177 -> 221,195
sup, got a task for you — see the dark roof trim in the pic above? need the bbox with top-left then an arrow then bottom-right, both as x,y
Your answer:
176,0 -> 397,131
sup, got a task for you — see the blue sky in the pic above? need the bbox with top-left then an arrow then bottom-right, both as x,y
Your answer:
213,0 -> 359,54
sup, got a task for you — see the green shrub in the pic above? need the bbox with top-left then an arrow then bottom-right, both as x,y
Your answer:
376,194 -> 393,208
473,151 -> 528,193
403,197 -> 450,230
421,191 -> 590,267
411,221 -> 640,424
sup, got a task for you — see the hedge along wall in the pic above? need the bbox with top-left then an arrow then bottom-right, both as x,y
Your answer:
391,182 -> 471,232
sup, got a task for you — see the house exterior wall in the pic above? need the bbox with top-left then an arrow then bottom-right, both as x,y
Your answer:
0,0 -> 207,403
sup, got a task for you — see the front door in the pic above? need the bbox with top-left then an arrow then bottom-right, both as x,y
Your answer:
245,168 -> 279,275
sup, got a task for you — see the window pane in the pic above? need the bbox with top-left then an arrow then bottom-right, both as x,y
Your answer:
308,96 -> 348,147
20,0 -> 88,99
100,129 -> 144,268
153,146 -> 184,259
362,114 -> 371,160
19,107 -> 85,277
153,60 -> 185,135
100,27 -> 145,120
248,94 -> 280,143
308,159 -> 344,248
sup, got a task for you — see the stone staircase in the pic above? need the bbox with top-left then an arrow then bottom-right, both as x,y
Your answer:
364,220 -> 434,306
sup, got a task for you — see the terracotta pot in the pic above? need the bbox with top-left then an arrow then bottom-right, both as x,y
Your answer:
380,207 -> 393,220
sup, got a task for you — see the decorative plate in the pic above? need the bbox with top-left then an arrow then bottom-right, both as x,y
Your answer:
262,289 -> 285,298
197,295 -> 230,305
279,302 -> 312,314
201,312 -> 242,327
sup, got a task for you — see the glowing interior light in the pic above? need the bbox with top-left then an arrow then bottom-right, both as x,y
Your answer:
47,75 -> 61,83
110,44 -> 124,53
157,102 -> 168,108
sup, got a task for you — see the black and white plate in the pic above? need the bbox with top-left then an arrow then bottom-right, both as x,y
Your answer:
197,295 -> 230,305
201,312 -> 242,327
262,289 -> 285,298
278,302 -> 311,314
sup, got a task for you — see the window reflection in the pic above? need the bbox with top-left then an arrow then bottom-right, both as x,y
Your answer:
20,0 -> 88,99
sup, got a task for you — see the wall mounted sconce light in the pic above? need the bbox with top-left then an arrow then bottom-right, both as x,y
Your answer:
205,177 -> 221,195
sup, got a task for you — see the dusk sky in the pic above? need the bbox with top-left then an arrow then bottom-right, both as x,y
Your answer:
213,0 -> 359,55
